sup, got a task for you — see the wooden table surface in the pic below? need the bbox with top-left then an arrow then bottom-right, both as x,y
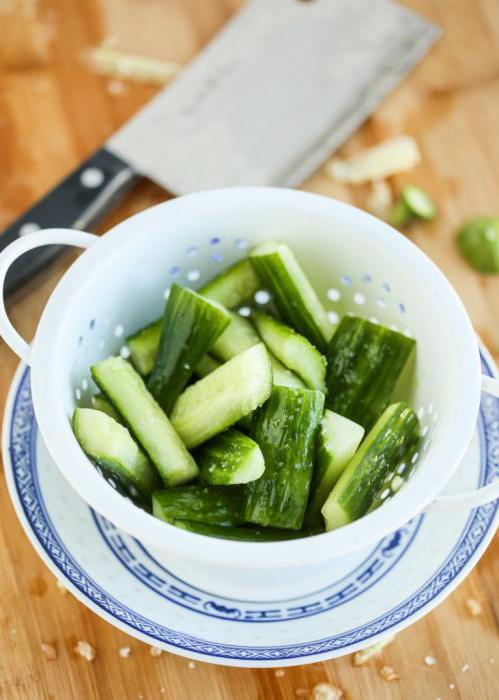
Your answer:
0,1 -> 498,698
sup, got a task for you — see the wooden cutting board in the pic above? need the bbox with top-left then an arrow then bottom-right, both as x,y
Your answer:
0,1 -> 497,698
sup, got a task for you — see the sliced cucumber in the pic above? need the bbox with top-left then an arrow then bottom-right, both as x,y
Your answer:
321,402 -> 420,530
212,311 -> 304,387
72,408 -> 161,498
126,319 -> 162,375
252,310 -> 327,391
326,315 -> 415,430
91,357 -> 198,486
249,242 -> 332,351
456,217 -> 499,273
148,284 -> 230,413
194,355 -> 221,378
244,386 -> 325,530
90,393 -> 122,422
196,429 -> 265,485
390,185 -> 438,227
211,311 -> 260,360
198,258 -> 261,308
170,343 -> 272,448
174,521 -> 311,541
306,410 -> 365,524
152,486 -> 245,527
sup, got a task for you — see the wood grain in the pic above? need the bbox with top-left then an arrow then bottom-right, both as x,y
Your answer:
0,1 -> 498,698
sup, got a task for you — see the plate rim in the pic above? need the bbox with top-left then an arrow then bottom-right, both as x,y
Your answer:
2,350 -> 498,668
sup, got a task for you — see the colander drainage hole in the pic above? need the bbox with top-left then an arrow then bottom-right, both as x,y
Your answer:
327,288 -> 341,302
163,288 -> 171,300
254,290 -> 271,305
187,269 -> 201,281
327,311 -> 339,325
186,246 -> 197,257
353,292 -> 366,305
120,345 -> 131,359
238,306 -> 251,317
235,238 -> 247,249
362,273 -> 373,283
210,236 -> 221,245
170,266 -> 181,277
211,252 -> 223,262
113,324 -> 124,338
340,275 -> 352,287
89,319 -> 96,330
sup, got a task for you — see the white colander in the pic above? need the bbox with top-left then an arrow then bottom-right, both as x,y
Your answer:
0,188 -> 497,595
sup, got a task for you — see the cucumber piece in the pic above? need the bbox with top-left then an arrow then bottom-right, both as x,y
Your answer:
270,357 -> 306,388
456,217 -> 499,273
148,284 -> 230,413
170,343 -> 272,448
194,355 -> 221,378
401,185 -> 437,220
306,410 -> 365,524
72,408 -> 161,498
91,357 -> 198,486
152,486 -> 245,527
211,311 -> 260,359
198,258 -> 261,308
249,242 -> 332,351
244,386 -> 325,530
390,185 -> 438,227
252,310 -> 327,391
174,520 -> 312,541
126,319 -> 162,375
212,312 -> 304,388
196,429 -> 265,485
326,315 -> 415,430
321,402 -> 420,530
90,393 -> 122,422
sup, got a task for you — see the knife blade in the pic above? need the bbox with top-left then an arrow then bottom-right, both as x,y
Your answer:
1,0 -> 439,297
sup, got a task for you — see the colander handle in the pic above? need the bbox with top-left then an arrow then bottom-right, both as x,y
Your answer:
426,374 -> 499,512
0,228 -> 98,364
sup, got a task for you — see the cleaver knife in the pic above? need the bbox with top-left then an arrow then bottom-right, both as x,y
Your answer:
1,0 -> 439,297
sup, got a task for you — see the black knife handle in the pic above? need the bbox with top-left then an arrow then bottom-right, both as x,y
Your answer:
1,147 -> 140,298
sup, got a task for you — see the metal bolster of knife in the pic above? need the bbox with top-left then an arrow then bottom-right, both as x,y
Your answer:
0,148 -> 140,300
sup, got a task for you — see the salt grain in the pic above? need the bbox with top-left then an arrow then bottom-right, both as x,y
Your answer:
74,640 -> 96,661
275,669 -> 285,677
461,664 -> 469,673
424,655 -> 437,666
466,598 -> 482,616
449,683 -> 456,689
488,657 -> 495,664
40,642 -> 57,660
107,80 -> 126,96
149,646 -> 162,657
294,689 -> 308,698
379,666 -> 399,682
312,683 -> 343,700
119,646 -> 131,658
188,661 -> 196,669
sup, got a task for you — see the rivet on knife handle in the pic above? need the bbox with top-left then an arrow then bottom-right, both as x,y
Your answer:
0,148 -> 140,299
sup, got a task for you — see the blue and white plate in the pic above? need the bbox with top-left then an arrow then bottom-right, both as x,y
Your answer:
3,350 -> 498,668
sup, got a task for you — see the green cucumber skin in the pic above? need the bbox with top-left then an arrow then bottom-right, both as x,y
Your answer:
367,446 -> 419,513
322,402 -> 420,529
326,315 -> 415,430
126,319 -> 162,375
252,310 -> 327,391
72,408 -> 161,498
174,520 -> 314,541
244,386 -> 325,530
152,486 -> 245,527
91,357 -> 198,487
198,258 -> 261,308
249,242 -> 332,352
195,429 -> 264,485
148,284 -> 230,414
170,343 -> 273,448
